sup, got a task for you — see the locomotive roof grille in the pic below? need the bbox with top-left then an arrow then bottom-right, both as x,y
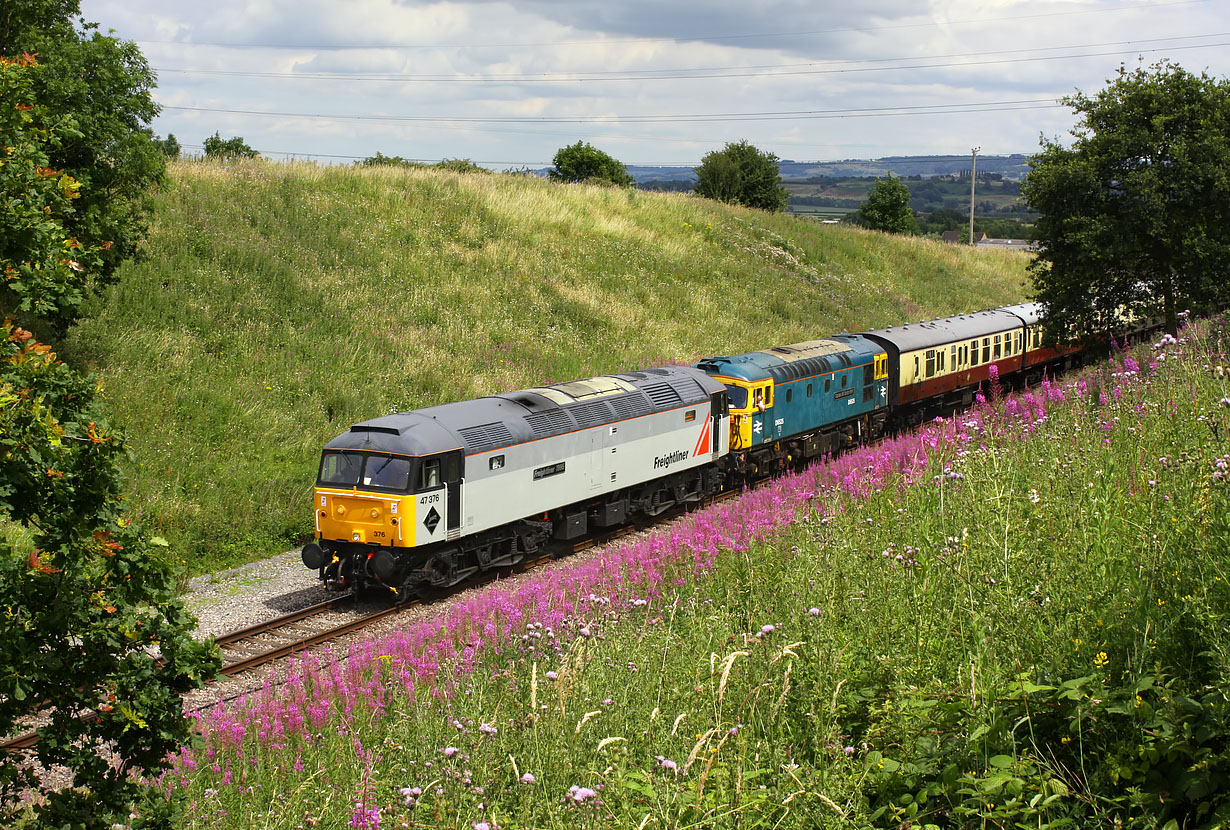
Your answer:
525,409 -> 573,438
611,394 -> 652,419
569,400 -> 615,429
457,422 -> 515,454
643,382 -> 683,407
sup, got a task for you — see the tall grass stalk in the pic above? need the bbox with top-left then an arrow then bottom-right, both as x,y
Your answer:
156,317 -> 1230,829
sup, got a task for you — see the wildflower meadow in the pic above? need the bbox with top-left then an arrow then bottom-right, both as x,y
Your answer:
164,317 -> 1229,829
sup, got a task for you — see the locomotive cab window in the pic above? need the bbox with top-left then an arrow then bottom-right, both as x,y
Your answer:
724,384 -> 748,410
685,409 -> 696,422
363,455 -> 412,491
420,459 -> 441,490
319,451 -> 363,486
489,455 -> 505,471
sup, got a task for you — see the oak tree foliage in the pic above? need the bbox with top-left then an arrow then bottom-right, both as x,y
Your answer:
548,141 -> 634,187
202,131 -> 259,160
855,176 -> 919,235
1,47 -> 218,830
1024,61 -> 1230,338
2,0 -> 165,331
693,140 -> 788,212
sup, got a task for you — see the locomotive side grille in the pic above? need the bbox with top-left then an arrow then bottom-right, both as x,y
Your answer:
643,382 -> 682,408
525,410 -> 573,438
610,394 -> 652,420
568,401 -> 614,429
458,422 -> 514,454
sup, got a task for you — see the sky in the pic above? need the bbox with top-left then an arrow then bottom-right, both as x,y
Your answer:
79,0 -> 1230,169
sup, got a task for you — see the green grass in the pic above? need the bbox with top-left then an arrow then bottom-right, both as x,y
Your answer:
57,159 -> 1031,571
160,318 -> 1230,829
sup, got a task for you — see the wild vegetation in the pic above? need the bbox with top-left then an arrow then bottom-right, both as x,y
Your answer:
163,317 -> 1230,829
59,160 -> 1032,571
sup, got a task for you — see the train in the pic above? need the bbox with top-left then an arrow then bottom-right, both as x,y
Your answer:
300,301 -> 1151,597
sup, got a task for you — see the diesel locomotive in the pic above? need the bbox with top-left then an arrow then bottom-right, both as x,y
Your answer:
302,301 -> 1144,597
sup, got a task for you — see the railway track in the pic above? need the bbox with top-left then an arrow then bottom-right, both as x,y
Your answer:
1,488 -> 738,755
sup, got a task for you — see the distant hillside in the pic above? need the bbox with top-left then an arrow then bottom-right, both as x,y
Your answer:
62,160 -> 1032,571
625,153 -> 1032,186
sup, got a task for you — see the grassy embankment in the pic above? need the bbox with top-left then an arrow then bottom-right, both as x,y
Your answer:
58,159 -> 1031,571
163,318 -> 1230,829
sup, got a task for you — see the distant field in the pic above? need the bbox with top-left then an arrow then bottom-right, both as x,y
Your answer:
60,160 -> 1031,571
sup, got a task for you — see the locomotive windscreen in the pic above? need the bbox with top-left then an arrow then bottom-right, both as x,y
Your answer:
319,451 -> 413,492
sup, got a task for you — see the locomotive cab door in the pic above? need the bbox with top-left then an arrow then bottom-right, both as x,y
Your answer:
415,449 -> 464,545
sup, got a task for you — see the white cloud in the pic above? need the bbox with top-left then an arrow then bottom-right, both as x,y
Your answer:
80,0 -> 1230,166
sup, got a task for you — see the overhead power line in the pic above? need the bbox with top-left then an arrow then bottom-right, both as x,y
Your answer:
160,98 -> 1065,126
153,32 -> 1230,84
135,0 -> 1208,52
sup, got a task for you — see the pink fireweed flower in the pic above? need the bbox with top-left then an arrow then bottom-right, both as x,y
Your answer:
519,772 -> 536,784
441,746 -> 460,757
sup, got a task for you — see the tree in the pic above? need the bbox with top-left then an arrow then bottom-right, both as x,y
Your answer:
855,176 -> 919,234
693,140 -> 788,212
153,132 -> 180,159
1024,61 -> 1230,338
2,0 -> 165,329
203,131 -> 259,160
1,53 -> 219,829
548,141 -> 633,187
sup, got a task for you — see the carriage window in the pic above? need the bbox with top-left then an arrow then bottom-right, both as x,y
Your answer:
925,349 -> 936,378
970,340 -> 979,365
993,335 -> 1002,360
420,459 -> 441,489
938,350 -> 946,372
982,338 -> 991,364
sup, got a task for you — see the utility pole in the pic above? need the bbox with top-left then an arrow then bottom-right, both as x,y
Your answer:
969,147 -> 979,245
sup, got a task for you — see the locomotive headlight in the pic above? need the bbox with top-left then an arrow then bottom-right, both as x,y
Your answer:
352,532 -> 361,542
336,505 -> 347,516
369,507 -> 380,518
